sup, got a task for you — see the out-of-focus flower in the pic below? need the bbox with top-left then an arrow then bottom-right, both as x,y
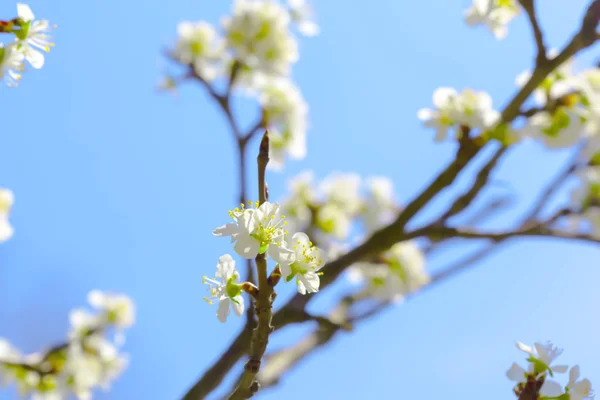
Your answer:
288,0 -> 319,36
464,0 -> 521,39
173,21 -> 224,81
418,88 -> 499,141
349,241 -> 428,302
0,189 -> 14,242
0,43 -> 24,87
222,0 -> 298,76
258,78 -> 308,169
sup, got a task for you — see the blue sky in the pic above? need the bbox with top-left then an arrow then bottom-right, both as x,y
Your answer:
1,0 -> 599,399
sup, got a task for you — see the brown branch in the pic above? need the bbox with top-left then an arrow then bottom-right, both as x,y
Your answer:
525,145 -> 582,220
227,133 -> 273,400
417,224 -> 600,244
181,327 -> 253,400
255,242 -> 503,391
519,0 -> 547,64
441,146 -> 508,220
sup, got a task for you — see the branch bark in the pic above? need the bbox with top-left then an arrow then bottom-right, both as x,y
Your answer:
227,133 -> 274,400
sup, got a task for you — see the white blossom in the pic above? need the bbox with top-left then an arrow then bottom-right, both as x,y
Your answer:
88,290 -> 136,331
0,188 -> 14,242
213,201 -> 295,263
0,339 -> 21,385
506,362 -> 529,384
14,3 -> 54,69
516,53 -> 577,105
222,0 -> 298,76
288,0 -> 319,36
516,341 -> 568,376
279,232 -> 326,294
173,21 -> 224,81
418,88 -> 499,141
349,241 -> 428,302
538,368 -> 594,400
464,0 -> 521,39
521,108 -> 585,148
0,43 -> 24,87
281,170 -> 316,233
567,365 -> 594,400
258,78 -> 308,169
69,309 -> 101,339
362,176 -> 398,232
202,254 -> 245,322
320,172 -> 362,214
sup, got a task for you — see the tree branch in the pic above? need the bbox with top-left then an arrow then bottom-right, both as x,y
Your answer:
227,133 -> 274,400
179,2 -> 600,398
519,0 -> 547,64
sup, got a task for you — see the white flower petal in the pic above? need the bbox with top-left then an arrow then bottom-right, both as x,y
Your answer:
297,271 -> 319,294
216,254 -> 237,281
213,223 -> 239,238
569,365 -> 581,385
234,236 -> 261,259
267,244 -> 295,265
506,363 -> 527,383
231,296 -> 244,317
539,380 -> 564,397
17,3 -> 35,21
217,299 -> 230,323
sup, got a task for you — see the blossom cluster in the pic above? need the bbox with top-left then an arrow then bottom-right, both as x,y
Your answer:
279,171 -> 430,301
0,3 -> 54,87
281,171 -> 400,240
168,0 -> 315,169
0,291 -> 135,400
507,341 -> 593,399
204,201 -> 326,322
422,14 -> 600,235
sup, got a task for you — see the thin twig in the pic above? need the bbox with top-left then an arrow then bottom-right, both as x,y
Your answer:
519,0 -> 547,64
227,132 -> 273,400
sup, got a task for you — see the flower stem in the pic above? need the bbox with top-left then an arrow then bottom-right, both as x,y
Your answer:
227,132 -> 273,400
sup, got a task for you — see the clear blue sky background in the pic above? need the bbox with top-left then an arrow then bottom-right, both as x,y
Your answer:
1,1 -> 599,399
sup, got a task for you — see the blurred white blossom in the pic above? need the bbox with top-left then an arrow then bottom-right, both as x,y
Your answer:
418,87 -> 499,141
257,78 -> 308,169
361,177 -> 398,232
222,0 -> 298,76
520,108 -> 585,148
173,21 -> 225,81
516,53 -> 577,106
349,241 -> 428,302
0,188 -> 14,242
288,0 -> 319,36
0,43 -> 24,87
0,291 -> 133,400
464,0 -> 521,39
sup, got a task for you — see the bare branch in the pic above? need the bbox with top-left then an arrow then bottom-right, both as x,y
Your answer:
519,0 -> 547,63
